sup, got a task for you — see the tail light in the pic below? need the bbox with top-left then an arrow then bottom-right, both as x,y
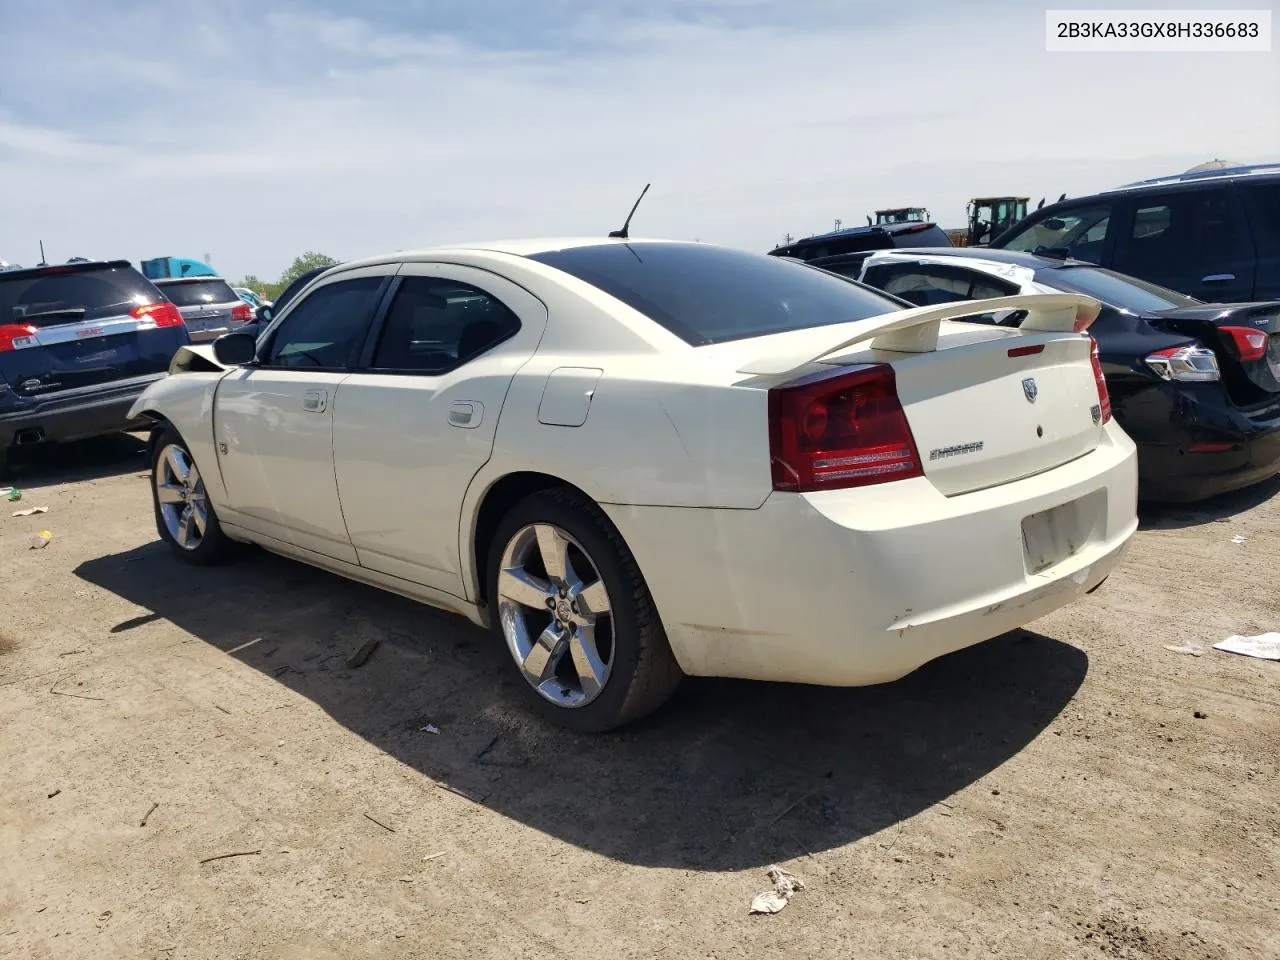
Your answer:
0,323 -> 38,353
132,301 -> 184,328
1221,325 -> 1268,362
1089,337 -> 1112,423
231,302 -> 252,324
1145,343 -> 1220,382
768,364 -> 922,492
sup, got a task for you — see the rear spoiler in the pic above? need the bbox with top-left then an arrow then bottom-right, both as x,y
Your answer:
737,293 -> 1101,377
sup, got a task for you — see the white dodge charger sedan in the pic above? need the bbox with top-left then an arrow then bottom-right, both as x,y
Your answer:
130,239 -> 1138,730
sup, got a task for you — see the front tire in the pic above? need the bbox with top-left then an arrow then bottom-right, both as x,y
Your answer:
487,488 -> 682,732
150,425 -> 237,565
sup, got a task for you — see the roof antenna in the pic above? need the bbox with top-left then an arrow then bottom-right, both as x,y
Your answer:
608,183 -> 650,239
38,240 -> 47,267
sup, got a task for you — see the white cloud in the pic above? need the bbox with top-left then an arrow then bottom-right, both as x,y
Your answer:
1,0 -> 1276,280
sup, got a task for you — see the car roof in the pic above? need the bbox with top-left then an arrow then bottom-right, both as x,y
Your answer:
778,222 -> 941,247
154,275 -> 230,284
0,259 -> 133,282
869,247 -> 1089,270
1113,160 -> 1280,191
334,237 -> 708,271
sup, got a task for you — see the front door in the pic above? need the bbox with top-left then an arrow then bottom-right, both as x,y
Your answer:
214,269 -> 393,561
332,263 -> 548,597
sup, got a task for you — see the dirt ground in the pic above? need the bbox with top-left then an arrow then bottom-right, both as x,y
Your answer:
1,435 -> 1278,960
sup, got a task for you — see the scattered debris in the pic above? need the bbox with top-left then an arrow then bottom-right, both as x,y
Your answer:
12,505 -> 47,517
3,488 -> 21,502
750,865 -> 807,915
475,733 -> 500,760
1214,633 -> 1280,661
198,849 -> 262,865
1164,643 -> 1206,657
575,897 -> 591,904
276,740 -> 285,747
1193,711 -> 1208,720
397,876 -> 415,883
140,802 -> 159,827
419,724 -> 441,735
49,676 -> 104,701
47,789 -> 60,799
346,638 -> 381,669
1230,535 -> 1248,545
363,813 -> 396,833
29,530 -> 52,549
213,704 -> 231,715
96,910 -> 112,928
422,851 -> 446,862
58,649 -> 86,657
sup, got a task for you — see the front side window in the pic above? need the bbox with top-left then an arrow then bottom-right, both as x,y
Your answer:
1243,182 -> 1280,256
264,276 -> 385,368
369,277 -> 520,373
1000,203 -> 1114,263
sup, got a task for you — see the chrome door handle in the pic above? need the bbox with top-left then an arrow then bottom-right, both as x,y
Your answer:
1201,273 -> 1235,283
302,389 -> 328,413
448,400 -> 482,428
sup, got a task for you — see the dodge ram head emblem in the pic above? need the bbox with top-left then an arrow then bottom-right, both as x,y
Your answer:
1022,377 -> 1038,403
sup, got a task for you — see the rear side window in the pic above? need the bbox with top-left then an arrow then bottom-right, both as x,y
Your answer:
1242,182 -> 1280,256
159,279 -> 239,306
370,277 -> 520,373
0,265 -> 160,326
1115,188 -> 1250,276
1043,265 -> 1197,311
528,243 -> 900,345
862,263 -> 1018,307
1000,203 -> 1113,263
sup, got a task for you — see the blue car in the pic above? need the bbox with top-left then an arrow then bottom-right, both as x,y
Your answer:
0,259 -> 190,471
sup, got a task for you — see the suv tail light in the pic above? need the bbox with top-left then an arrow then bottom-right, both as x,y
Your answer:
1145,342 -> 1220,382
1221,325 -> 1268,362
768,364 -> 923,492
1089,337 -> 1112,423
132,301 -> 184,328
0,323 -> 38,353
231,302 -> 253,324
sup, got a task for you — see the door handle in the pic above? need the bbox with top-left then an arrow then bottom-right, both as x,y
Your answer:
448,400 -> 483,428
302,389 -> 328,413
1201,273 -> 1235,283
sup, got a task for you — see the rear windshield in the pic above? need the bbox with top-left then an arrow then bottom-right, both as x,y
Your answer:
0,265 -> 160,326
528,242 -> 901,345
159,278 -> 239,307
1042,265 -> 1198,312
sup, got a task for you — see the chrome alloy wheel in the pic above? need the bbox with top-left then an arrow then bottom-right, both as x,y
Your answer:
155,443 -> 208,551
496,523 -> 615,708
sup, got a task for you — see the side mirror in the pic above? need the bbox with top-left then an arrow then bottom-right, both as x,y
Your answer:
254,304 -> 274,324
213,331 -> 257,366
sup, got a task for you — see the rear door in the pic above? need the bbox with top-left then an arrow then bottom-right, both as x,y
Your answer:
1111,184 -> 1256,302
159,278 -> 245,342
332,264 -> 547,597
0,263 -> 186,399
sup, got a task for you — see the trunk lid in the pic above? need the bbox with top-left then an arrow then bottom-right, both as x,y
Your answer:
156,278 -> 244,342
1150,303 -> 1280,402
890,329 -> 1104,495
732,293 -> 1108,497
0,262 -> 182,396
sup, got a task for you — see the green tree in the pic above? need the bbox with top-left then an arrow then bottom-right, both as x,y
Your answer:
279,252 -> 339,288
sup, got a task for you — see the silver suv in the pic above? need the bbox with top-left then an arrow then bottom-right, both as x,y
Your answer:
153,276 -> 253,343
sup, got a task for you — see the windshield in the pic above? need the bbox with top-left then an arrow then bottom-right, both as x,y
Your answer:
159,278 -> 238,307
1041,265 -> 1199,312
528,242 -> 901,345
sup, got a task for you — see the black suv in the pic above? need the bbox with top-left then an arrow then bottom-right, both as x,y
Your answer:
991,162 -> 1280,303
0,260 -> 190,470
768,220 -> 952,277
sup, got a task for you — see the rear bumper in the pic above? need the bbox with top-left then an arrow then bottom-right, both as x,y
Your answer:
1117,381 -> 1280,502
603,422 -> 1138,687
0,374 -> 165,450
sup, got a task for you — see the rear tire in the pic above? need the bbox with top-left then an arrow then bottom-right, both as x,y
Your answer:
150,424 -> 238,565
486,487 -> 682,732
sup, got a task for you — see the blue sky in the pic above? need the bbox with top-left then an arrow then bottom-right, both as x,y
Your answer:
1,0 -> 1276,281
